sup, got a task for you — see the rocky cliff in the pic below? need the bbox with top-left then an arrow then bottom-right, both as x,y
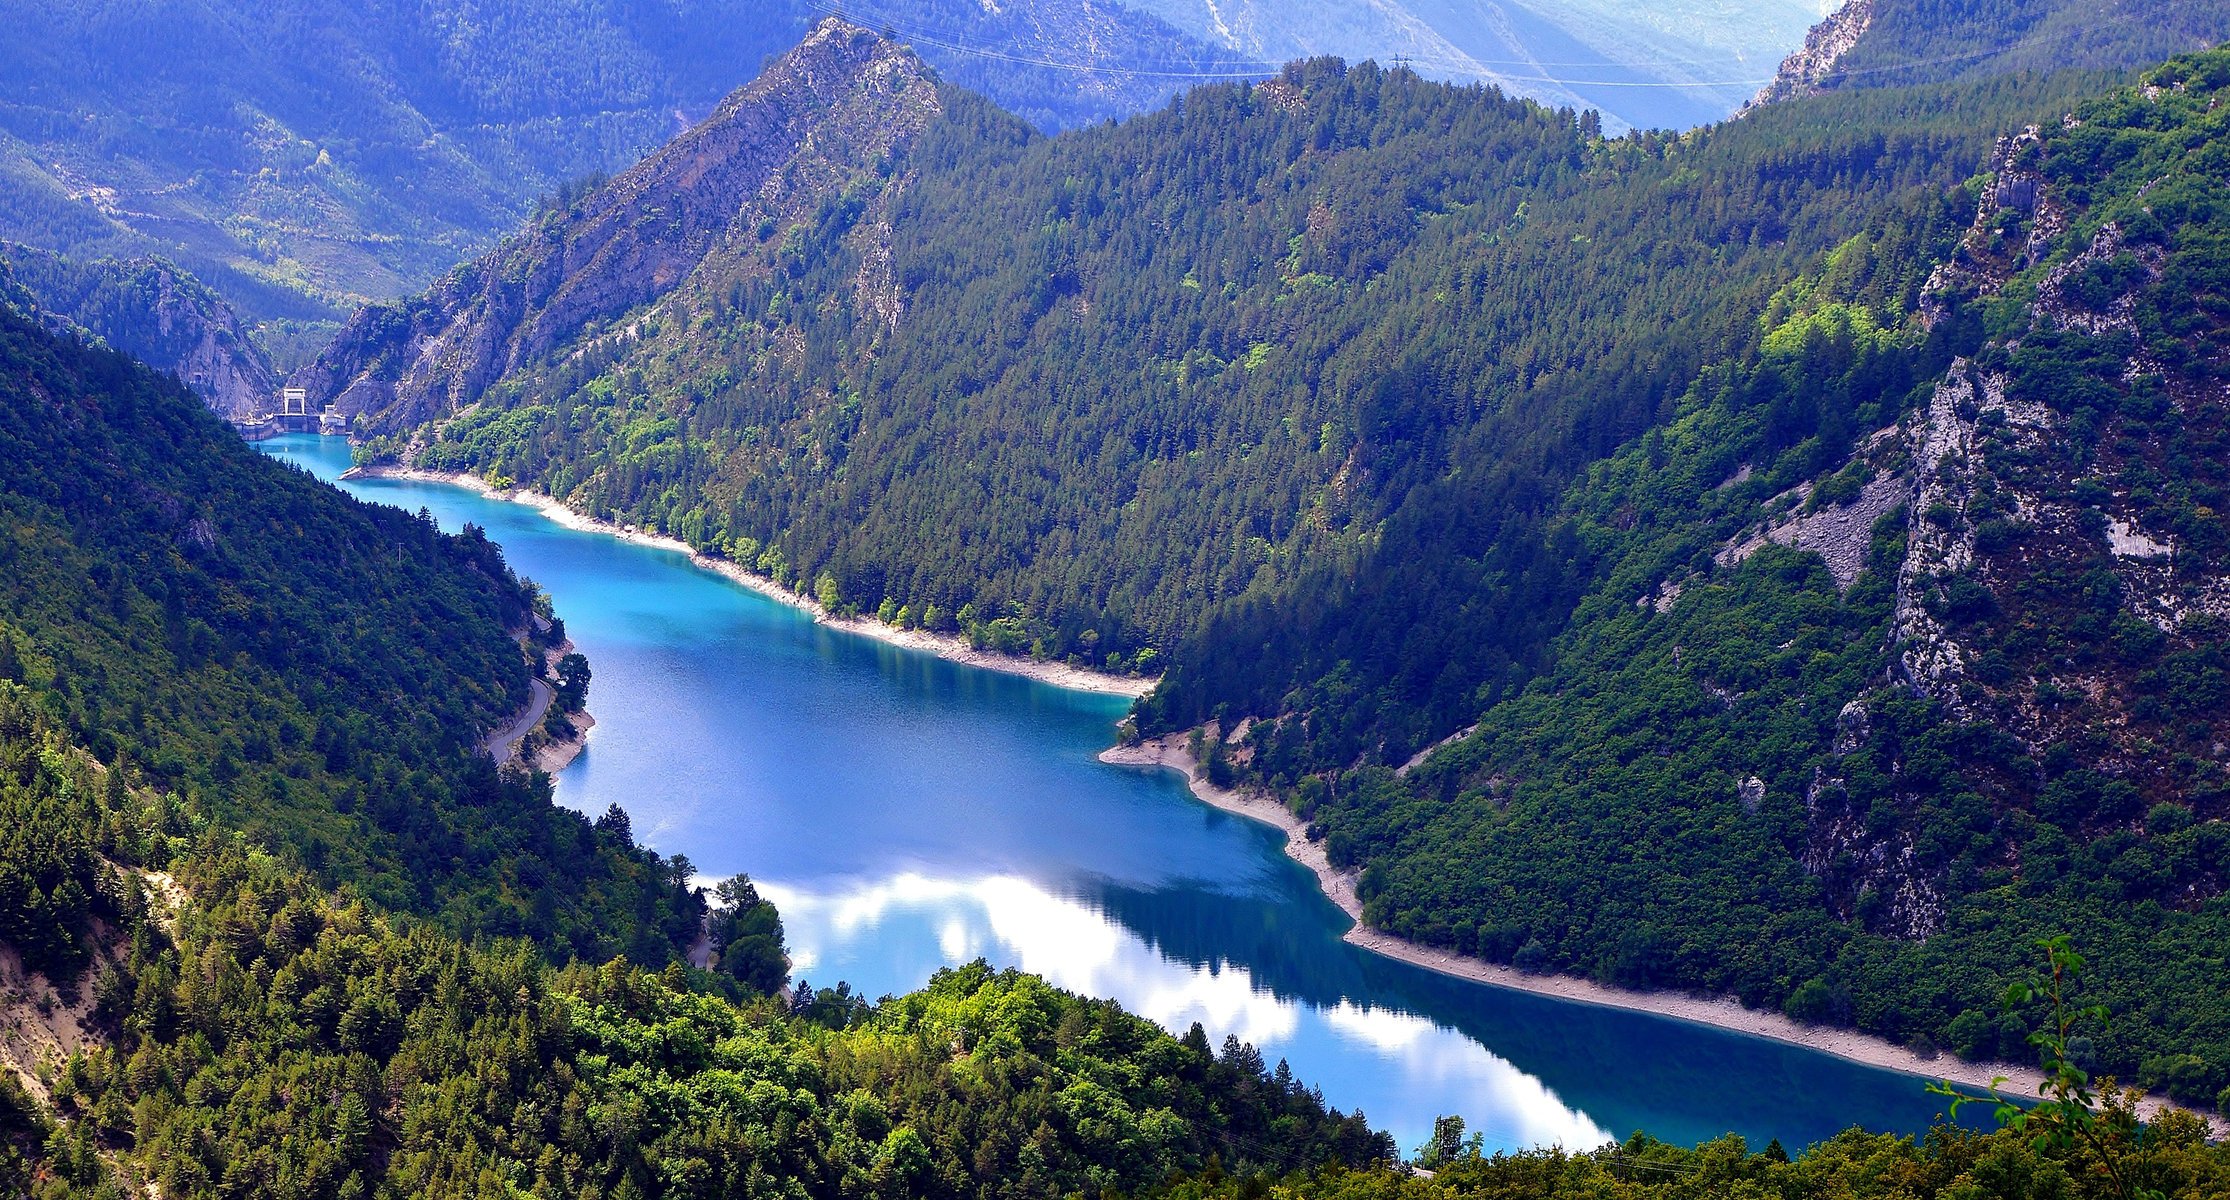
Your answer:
0,244 -> 276,418
298,19 -> 943,436
1800,104 -> 2229,937
1745,0 -> 1874,110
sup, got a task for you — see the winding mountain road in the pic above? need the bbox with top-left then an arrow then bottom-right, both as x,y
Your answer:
483,677 -> 553,765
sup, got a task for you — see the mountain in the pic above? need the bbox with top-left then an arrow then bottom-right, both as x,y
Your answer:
1248,47 -> 2230,1108
1122,0 -> 1837,130
309,14 -> 2230,1107
309,19 -> 2068,688
299,19 -> 944,436
1751,0 -> 2230,105
823,0 -> 1253,132
0,0 -> 840,322
0,244 -> 277,418
0,283 -> 711,964
0,0 -> 1242,331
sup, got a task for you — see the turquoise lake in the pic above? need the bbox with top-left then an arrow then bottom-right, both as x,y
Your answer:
263,433 -> 1979,1157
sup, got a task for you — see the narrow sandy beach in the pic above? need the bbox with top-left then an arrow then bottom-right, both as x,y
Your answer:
349,464 -> 2217,1133
1101,733 -> 2221,1133
345,464 -> 1157,698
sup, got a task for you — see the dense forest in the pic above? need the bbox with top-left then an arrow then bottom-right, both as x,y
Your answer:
0,684 -> 1389,1199
0,280 -> 700,965
308,7 -> 2230,1124
329,22 -> 2108,719
1231,45 -> 2230,1111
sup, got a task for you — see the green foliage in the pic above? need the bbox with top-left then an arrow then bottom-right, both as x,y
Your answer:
400,56 -> 2082,717
16,826 -> 1388,1198
0,302 -> 698,963
708,875 -> 789,996
0,685 -> 162,984
1141,1119 -> 2230,1199
1934,938 -> 2181,1200
1233,46 -> 2230,1106
554,652 -> 592,714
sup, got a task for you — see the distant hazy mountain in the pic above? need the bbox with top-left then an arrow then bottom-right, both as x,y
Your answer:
1121,0 -> 1836,130
0,0 -> 1230,326
0,0 -> 1868,331
827,0 -> 1251,130
0,1 -> 811,321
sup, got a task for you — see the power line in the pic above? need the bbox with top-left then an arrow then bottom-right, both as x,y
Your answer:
807,0 -> 2227,94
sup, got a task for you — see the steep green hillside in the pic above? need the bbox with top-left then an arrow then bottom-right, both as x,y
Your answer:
317,23 -> 2095,720
0,685 -> 1387,1199
1262,47 -> 2230,1107
1840,0 -> 2229,85
1,243 -> 277,415
1755,0 -> 2230,104
0,293 -> 696,963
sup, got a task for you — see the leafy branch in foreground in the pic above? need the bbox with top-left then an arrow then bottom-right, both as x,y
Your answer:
1930,936 -> 2170,1200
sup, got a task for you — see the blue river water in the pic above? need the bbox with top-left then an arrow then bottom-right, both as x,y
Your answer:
262,434 -> 1978,1157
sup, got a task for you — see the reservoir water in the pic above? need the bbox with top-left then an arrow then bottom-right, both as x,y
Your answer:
264,434 -> 1977,1157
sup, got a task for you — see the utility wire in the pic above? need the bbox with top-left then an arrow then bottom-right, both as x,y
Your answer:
806,0 -> 2225,92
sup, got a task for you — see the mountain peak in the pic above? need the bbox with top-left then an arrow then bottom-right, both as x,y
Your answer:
1744,0 -> 1875,111
299,18 -> 941,432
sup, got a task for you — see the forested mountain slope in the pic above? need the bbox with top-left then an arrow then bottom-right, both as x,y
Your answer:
0,243 -> 277,418
0,290 -> 698,964
316,19 -> 2098,706
1754,0 -> 2230,105
303,16 -> 2230,1114
0,687 -> 1387,1198
1264,48 -> 2230,1110
299,20 -> 944,439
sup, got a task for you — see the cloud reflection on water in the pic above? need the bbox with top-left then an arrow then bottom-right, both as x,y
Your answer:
760,872 -> 1613,1152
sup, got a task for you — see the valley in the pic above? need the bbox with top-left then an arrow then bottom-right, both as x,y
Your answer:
262,431 -> 2007,1154
4,0 -> 2230,1195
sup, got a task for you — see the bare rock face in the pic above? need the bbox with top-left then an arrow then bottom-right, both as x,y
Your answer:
0,244 -> 277,419
1735,111 -> 2230,939
299,19 -> 943,434
143,267 -> 278,419
1744,0 -> 1876,110
1715,425 -> 1909,592
1831,700 -> 1868,756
